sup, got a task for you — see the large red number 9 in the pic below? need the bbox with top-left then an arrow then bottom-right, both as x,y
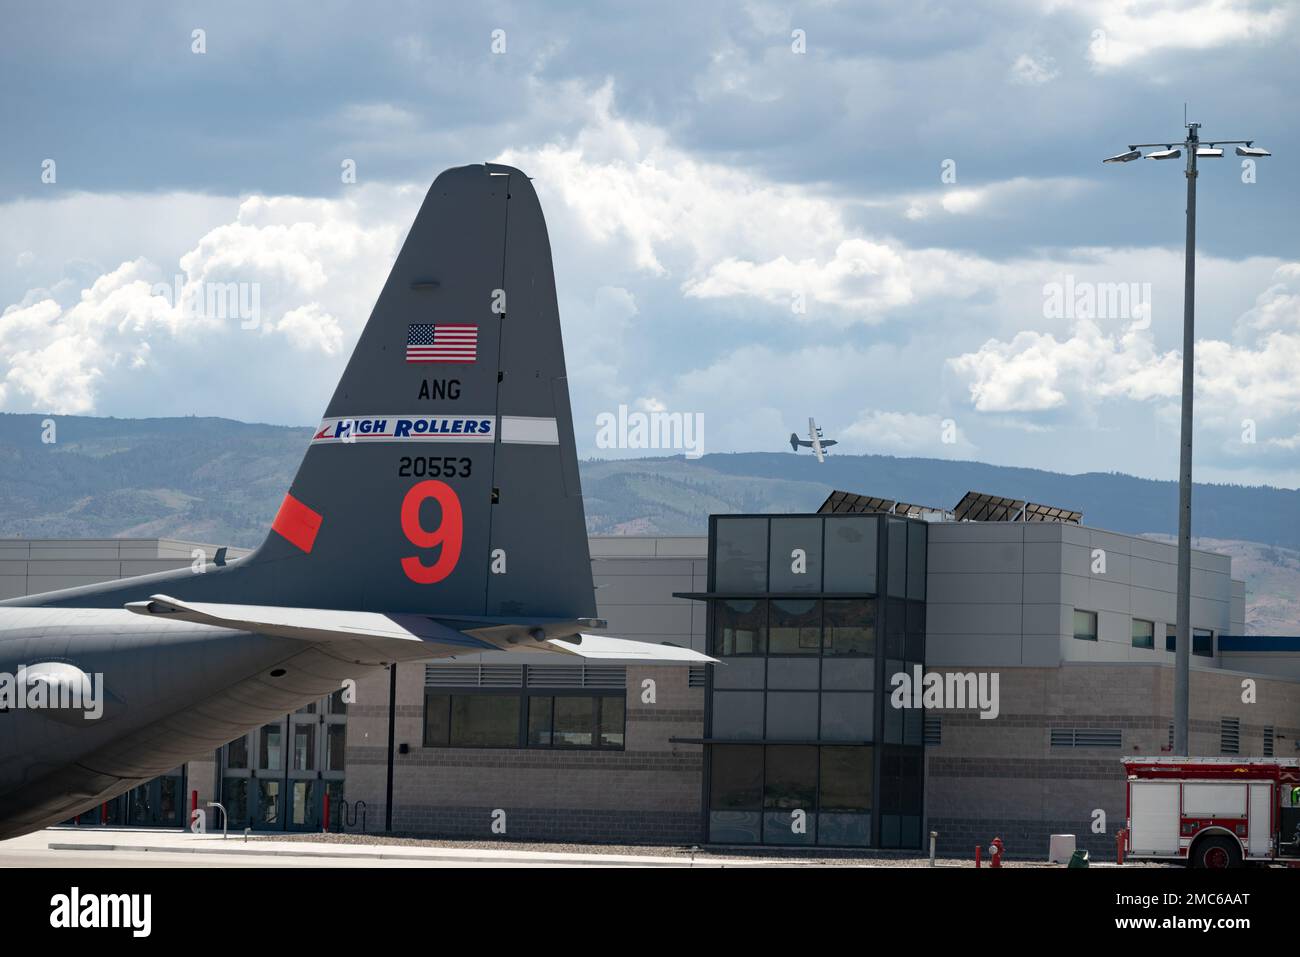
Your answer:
400,480 -> 463,584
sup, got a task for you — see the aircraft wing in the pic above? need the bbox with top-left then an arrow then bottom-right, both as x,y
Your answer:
126,595 -> 715,664
809,417 -> 825,463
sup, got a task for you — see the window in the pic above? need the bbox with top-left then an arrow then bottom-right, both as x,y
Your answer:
904,601 -> 925,660
886,520 -> 907,598
292,723 -> 315,770
528,695 -> 553,746
880,746 -> 923,814
325,724 -> 346,771
1131,618 -> 1154,649
423,692 -> 520,748
1165,625 -> 1215,657
599,696 -> 625,748
1073,609 -> 1098,641
906,522 -> 926,601
819,746 -> 873,812
520,696 -> 626,748
823,599 -> 875,655
258,781 -> 280,825
553,696 -> 595,747
1220,717 -> 1240,755
763,746 -> 817,810
258,725 -> 282,770
769,517 -> 822,592
424,693 -> 451,746
226,735 -> 249,770
451,695 -> 521,747
823,515 -> 877,592
327,688 -> 348,715
879,599 -> 906,658
714,518 -> 768,592
710,745 -> 763,810
879,745 -> 923,849
713,599 -> 766,656
224,779 -> 249,828
769,599 -> 821,655
1265,726 -> 1275,757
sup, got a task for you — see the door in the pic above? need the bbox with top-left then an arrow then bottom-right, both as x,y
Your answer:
1248,783 -> 1272,858
252,721 -> 286,829
218,692 -> 347,832
1129,781 -> 1180,855
285,706 -> 319,831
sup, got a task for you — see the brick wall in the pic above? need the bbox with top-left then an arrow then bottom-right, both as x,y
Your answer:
924,663 -> 1300,858
344,663 -> 707,844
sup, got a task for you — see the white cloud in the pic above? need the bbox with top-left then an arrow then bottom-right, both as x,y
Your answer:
948,319 -> 1181,413
1235,262 -> 1300,334
947,264 -> 1300,452
276,303 -> 345,355
1058,0 -> 1292,70
885,177 -> 1093,220
0,186 -> 406,418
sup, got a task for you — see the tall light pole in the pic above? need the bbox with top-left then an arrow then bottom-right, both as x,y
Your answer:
1103,125 -> 1269,756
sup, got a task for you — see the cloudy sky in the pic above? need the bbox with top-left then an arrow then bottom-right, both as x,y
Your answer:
1,0 -> 1297,485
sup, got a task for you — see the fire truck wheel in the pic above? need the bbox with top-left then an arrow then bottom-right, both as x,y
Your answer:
1192,835 -> 1242,869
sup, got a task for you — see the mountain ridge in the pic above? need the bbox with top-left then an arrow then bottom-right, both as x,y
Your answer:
1,412 -> 1297,633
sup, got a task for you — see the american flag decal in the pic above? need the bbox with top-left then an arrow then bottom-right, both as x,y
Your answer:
406,323 -> 478,363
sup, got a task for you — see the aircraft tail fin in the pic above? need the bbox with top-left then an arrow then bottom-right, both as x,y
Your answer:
228,164 -> 595,622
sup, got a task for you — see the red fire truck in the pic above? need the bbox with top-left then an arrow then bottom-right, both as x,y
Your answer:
1123,757 -> 1300,867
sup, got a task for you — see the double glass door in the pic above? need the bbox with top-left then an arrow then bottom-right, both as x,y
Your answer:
220,691 -> 347,832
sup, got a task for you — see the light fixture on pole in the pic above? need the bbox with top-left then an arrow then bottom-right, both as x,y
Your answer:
1103,121 -> 1269,757
1103,149 -> 1142,164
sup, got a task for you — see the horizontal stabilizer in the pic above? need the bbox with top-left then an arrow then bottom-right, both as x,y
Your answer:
547,633 -> 717,663
124,594 -> 494,661
126,595 -> 717,665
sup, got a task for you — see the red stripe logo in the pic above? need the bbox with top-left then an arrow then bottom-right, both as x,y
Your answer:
271,493 -> 323,554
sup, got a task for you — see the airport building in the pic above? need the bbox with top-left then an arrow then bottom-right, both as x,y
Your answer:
9,489 -> 1300,856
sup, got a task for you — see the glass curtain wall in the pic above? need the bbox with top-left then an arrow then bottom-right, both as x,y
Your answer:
705,513 -> 926,848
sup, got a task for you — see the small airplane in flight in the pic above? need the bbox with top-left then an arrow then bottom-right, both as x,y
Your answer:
789,418 -> 838,462
0,163 -> 713,840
